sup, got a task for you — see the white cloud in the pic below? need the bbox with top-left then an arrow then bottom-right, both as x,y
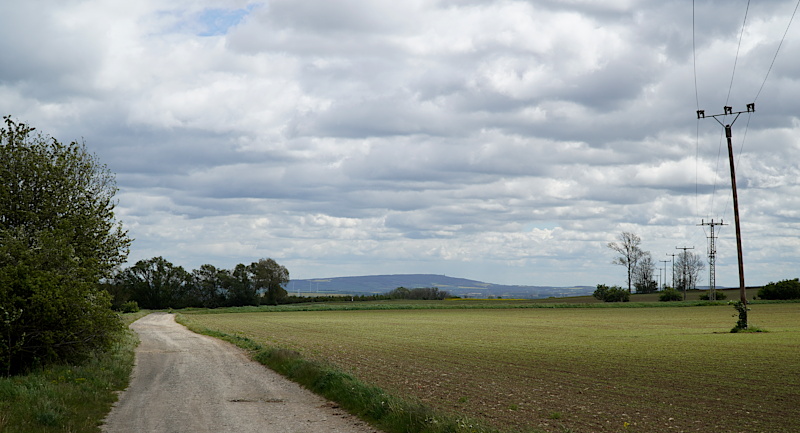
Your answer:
2,0 -> 799,287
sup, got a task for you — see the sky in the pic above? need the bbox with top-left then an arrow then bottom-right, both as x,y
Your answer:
2,0 -> 799,287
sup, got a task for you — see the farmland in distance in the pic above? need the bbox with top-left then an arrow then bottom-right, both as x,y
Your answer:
181,303 -> 800,433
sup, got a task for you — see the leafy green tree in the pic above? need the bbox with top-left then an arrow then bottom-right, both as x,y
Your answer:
388,287 -> 411,299
593,284 -> 630,302
387,287 -> 450,300
250,258 -> 290,306
0,116 -> 130,375
115,257 -> 190,309
188,264 -> 226,308
758,278 -> 800,300
608,232 -> 646,293
221,263 -> 258,306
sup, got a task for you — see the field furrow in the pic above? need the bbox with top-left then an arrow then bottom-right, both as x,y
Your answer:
182,303 -> 800,433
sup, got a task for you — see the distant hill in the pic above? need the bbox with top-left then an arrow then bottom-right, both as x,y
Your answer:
287,274 -> 594,299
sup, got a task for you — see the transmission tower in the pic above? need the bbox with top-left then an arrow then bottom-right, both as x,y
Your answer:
699,219 -> 727,301
675,246 -> 695,300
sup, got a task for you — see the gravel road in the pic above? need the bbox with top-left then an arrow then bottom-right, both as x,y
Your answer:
102,312 -> 381,433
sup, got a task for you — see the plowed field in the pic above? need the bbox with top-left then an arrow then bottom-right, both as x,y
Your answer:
181,303 -> 800,433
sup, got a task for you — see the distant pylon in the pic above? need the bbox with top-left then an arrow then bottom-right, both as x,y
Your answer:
699,219 -> 727,301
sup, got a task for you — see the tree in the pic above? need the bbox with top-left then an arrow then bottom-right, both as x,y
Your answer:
593,284 -> 630,302
110,257 -> 292,308
675,250 -> 705,299
0,116 -> 131,375
387,287 -> 450,300
115,257 -> 191,309
758,278 -> 800,300
250,258 -> 290,306
188,264 -> 226,308
608,232 -> 646,293
223,263 -> 258,306
633,253 -> 658,294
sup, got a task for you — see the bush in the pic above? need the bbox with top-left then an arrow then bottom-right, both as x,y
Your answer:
659,288 -> 683,302
699,291 -> 727,301
593,284 -> 630,302
120,301 -> 140,313
1,117 -> 130,376
758,278 -> 800,300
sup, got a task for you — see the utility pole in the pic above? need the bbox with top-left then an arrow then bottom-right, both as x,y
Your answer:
666,253 -> 677,289
699,219 -> 727,301
697,103 -> 754,328
676,246 -> 695,300
660,260 -> 670,292
657,268 -> 662,292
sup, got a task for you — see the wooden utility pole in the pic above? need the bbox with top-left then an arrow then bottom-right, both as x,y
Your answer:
660,260 -> 670,292
697,103 -> 754,328
676,246 -> 695,301
666,253 -> 677,289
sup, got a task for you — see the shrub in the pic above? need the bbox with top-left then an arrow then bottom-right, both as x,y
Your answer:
699,291 -> 727,301
758,278 -> 800,300
593,284 -> 630,302
659,288 -> 683,302
120,301 -> 140,313
593,284 -> 609,301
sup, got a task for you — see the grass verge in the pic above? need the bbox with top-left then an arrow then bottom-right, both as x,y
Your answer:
0,311 -> 146,433
177,315 -> 541,433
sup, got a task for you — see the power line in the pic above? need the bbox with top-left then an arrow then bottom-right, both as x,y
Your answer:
692,0 -> 700,111
693,0 -> 702,224
726,0 -> 751,106
753,0 -> 800,103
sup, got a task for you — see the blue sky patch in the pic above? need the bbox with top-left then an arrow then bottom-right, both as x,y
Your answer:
197,5 -> 255,36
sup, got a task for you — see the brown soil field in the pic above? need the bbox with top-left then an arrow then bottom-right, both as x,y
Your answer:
182,302 -> 800,433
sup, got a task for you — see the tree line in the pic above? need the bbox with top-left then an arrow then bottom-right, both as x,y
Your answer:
386,286 -> 451,300
105,256 -> 290,310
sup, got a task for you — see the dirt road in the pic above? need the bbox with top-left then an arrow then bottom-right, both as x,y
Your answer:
102,313 -> 381,433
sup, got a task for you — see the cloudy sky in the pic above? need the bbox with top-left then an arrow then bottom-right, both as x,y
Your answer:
2,0 -> 799,287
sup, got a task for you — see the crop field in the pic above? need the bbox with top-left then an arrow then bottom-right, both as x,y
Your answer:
181,303 -> 800,433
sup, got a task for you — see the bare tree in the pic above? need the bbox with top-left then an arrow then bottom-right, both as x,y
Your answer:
675,250 -> 705,299
608,232 -> 646,293
633,253 -> 658,293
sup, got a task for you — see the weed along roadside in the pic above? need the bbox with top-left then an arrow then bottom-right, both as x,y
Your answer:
0,311 -> 147,433
179,301 -> 800,433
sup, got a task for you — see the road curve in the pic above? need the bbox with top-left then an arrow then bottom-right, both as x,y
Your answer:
102,312 -> 381,433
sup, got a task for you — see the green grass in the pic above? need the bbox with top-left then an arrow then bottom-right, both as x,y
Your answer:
180,302 -> 800,433
0,311 -> 146,433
